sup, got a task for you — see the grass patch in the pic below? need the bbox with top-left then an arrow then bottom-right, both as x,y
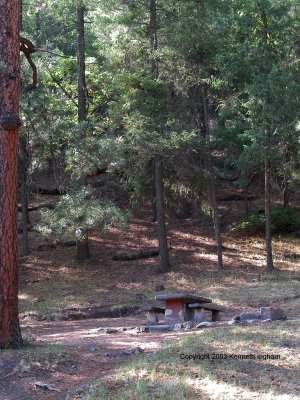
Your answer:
1,343 -> 71,377
85,321 -> 300,400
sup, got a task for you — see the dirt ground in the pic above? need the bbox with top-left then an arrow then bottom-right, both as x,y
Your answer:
1,314 -> 236,400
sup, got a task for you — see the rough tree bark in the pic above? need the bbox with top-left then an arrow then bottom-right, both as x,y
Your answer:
265,159 -> 274,271
283,179 -> 290,208
76,1 -> 90,259
0,0 -> 23,348
258,0 -> 275,271
150,0 -> 171,272
77,1 -> 87,124
202,87 -> 223,270
155,157 -> 171,272
76,237 -> 90,261
19,135 -> 30,256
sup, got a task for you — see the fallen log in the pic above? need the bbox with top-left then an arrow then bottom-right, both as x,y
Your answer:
17,203 -> 56,212
29,183 -> 67,195
113,248 -> 160,261
37,240 -> 76,251
217,193 -> 255,201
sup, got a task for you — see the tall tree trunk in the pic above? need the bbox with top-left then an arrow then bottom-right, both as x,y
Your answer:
76,237 -> 90,260
283,178 -> 289,208
265,159 -> 274,271
258,1 -> 275,271
151,182 -> 157,222
77,1 -> 87,124
155,157 -> 171,272
244,186 -> 249,218
150,0 -> 158,77
282,149 -> 290,208
202,87 -> 223,270
19,135 -> 30,256
149,0 -> 171,271
0,0 -> 23,348
76,2 -> 90,259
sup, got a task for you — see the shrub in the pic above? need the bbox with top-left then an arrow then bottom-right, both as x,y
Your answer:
37,187 -> 129,242
231,207 -> 300,234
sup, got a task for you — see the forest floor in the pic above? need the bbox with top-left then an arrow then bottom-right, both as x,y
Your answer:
1,190 -> 300,399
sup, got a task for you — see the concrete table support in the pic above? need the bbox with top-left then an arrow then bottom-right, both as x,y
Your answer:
155,293 -> 212,323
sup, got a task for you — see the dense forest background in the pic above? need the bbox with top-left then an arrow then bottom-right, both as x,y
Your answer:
19,0 -> 300,270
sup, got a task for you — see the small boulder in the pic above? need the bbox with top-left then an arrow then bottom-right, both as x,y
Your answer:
173,323 -> 183,331
121,346 -> 144,356
260,307 -> 286,320
89,347 -> 97,352
231,315 -> 241,323
137,325 -> 150,333
196,321 -> 213,328
121,349 -> 134,356
240,312 -> 261,321
135,346 -> 144,354
149,325 -> 171,332
105,328 -> 119,334
183,321 -> 193,330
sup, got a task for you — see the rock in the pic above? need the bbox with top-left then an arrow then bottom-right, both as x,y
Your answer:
121,347 -> 144,356
155,284 -> 165,292
240,312 -> 261,321
196,321 -> 213,328
135,346 -> 144,354
231,315 -> 241,323
173,323 -> 183,331
260,307 -> 286,320
183,321 -> 193,330
121,349 -> 134,356
149,325 -> 171,332
105,328 -> 119,334
122,327 -> 127,331
261,318 -> 272,323
90,347 -> 97,352
104,352 -> 111,357
137,325 -> 150,333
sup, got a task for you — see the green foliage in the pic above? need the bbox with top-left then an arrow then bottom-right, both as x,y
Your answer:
37,188 -> 128,241
20,0 -> 300,236
232,207 -> 300,234
65,134 -> 126,177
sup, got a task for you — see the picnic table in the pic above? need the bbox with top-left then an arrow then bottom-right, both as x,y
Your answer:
155,293 -> 213,322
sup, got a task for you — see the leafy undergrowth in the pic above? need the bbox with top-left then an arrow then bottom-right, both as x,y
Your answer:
231,207 -> 300,234
85,321 -> 300,400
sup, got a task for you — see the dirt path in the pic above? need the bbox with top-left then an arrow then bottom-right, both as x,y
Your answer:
0,316 -> 199,400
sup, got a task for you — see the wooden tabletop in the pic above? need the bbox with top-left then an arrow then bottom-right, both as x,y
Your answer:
155,293 -> 212,304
